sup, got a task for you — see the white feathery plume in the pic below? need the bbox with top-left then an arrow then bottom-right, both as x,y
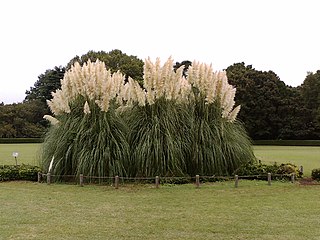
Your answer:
227,105 -> 241,122
48,156 -> 54,173
83,101 -> 91,114
47,59 -> 127,114
46,56 -> 240,122
43,115 -> 59,125
187,62 -> 240,121
142,57 -> 192,104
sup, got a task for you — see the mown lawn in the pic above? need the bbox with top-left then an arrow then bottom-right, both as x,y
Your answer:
1,181 -> 320,240
0,144 -> 41,166
1,144 -> 320,239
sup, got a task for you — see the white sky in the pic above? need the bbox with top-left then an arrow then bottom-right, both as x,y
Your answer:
1,0 -> 319,104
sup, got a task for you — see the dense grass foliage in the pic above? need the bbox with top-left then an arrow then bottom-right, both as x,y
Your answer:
41,100 -> 130,178
187,97 -> 254,176
126,99 -> 191,177
1,181 -> 320,239
42,99 -> 255,178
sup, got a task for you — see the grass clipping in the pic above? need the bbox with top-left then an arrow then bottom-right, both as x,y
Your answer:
41,58 -> 254,179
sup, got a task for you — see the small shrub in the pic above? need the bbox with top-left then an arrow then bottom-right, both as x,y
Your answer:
234,161 -> 302,179
0,164 -> 41,181
311,168 -> 320,181
277,163 -> 302,177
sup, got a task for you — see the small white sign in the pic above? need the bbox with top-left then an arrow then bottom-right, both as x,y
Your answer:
12,152 -> 19,157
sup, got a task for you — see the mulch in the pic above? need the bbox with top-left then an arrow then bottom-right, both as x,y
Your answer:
298,177 -> 320,185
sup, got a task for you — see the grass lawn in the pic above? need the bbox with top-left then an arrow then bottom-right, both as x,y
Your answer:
1,144 -> 320,239
1,144 -> 319,177
253,146 -> 320,177
0,144 -> 41,166
1,181 -> 320,240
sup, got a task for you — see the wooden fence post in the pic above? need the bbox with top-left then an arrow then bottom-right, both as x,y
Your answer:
47,173 -> 51,185
155,176 -> 159,188
291,173 -> 295,183
235,175 -> 239,188
80,174 -> 84,187
267,173 -> 271,186
38,172 -> 41,183
115,175 -> 119,189
195,175 -> 200,188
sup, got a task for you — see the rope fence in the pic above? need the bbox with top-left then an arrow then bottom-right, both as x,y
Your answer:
38,172 -> 297,188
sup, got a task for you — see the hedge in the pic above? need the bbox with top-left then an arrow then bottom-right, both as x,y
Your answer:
0,164 -> 41,181
0,138 -> 43,144
253,140 -> 320,146
1,138 -> 319,146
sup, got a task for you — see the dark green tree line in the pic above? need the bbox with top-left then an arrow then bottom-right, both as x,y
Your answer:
300,71 -> 320,126
0,100 -> 47,138
226,63 -> 320,139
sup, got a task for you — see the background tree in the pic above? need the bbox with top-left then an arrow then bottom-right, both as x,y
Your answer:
173,60 -> 192,77
24,66 -> 65,122
25,66 -> 65,103
277,86 -> 317,139
0,100 -> 47,138
226,63 -> 299,140
226,62 -> 320,140
67,49 -> 144,85
299,71 -> 320,138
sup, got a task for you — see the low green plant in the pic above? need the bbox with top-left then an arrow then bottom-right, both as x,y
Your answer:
235,161 -> 302,179
311,168 -> 320,181
0,164 -> 41,181
277,163 -> 301,177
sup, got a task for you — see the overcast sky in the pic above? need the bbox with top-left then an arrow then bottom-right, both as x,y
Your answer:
1,0 -> 319,104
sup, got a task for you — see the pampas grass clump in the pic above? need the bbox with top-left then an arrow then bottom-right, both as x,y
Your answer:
41,57 -> 255,180
125,58 -> 192,177
41,61 -> 130,179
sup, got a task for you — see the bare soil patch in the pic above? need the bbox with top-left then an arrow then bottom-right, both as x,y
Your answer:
299,177 -> 320,185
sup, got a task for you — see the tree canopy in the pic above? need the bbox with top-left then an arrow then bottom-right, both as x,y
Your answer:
0,100 -> 47,138
299,71 -> 320,138
226,63 -> 318,140
67,49 -> 144,85
173,60 -> 192,77
25,66 -> 65,103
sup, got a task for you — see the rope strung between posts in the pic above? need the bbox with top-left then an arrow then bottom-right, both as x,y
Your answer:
38,173 -> 295,181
